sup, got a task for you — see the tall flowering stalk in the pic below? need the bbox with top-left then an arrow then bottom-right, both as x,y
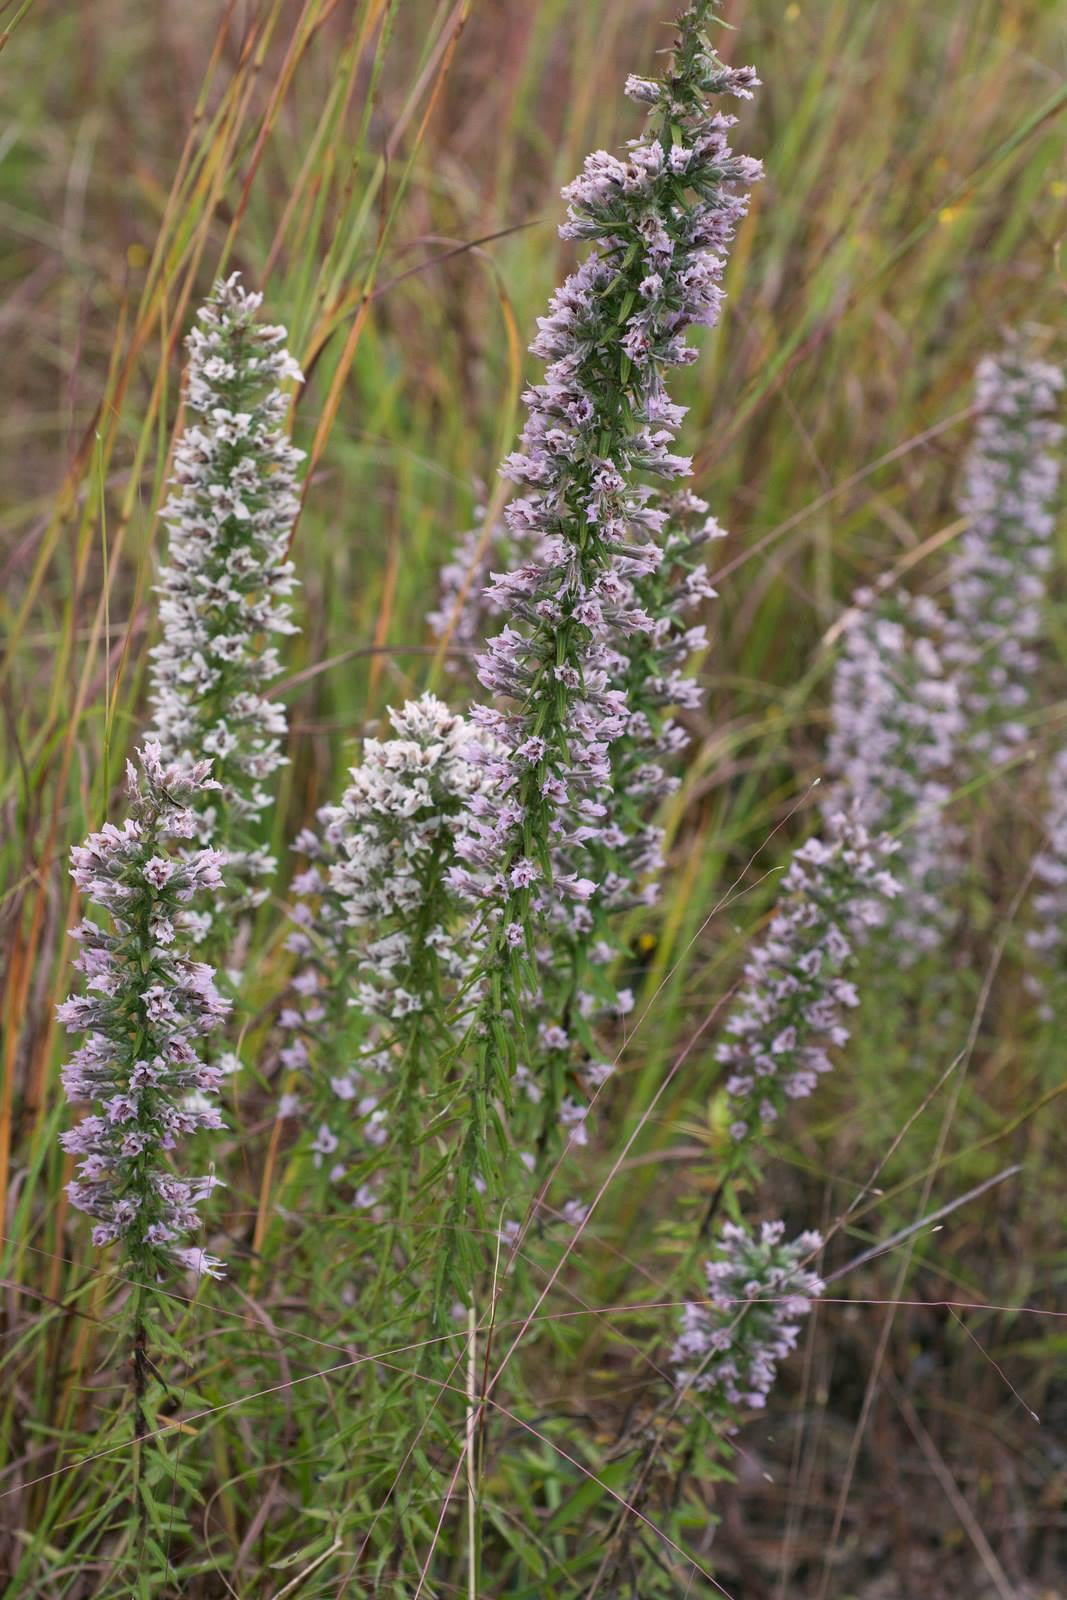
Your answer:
439,2 -> 762,1296
597,1218 -> 824,1591
946,346 -> 1063,768
148,273 -> 303,924
282,695 -> 493,1195
58,744 -> 230,1575
826,586 -> 961,958
58,744 -> 230,1279
717,813 -> 899,1150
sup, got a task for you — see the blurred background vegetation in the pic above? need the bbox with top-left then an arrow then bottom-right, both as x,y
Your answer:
1,1 -> 1065,1594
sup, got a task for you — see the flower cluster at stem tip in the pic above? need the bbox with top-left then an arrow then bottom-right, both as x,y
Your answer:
672,1221 -> 824,1420
718,813 -> 900,1146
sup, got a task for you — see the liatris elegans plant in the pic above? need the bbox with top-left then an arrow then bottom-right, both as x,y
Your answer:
59,743 -> 230,1278
148,273 -> 303,927
58,744 -> 230,1583
282,693 -> 494,1194
716,812 -> 899,1153
593,1217 -> 825,1591
438,0 -> 763,1306
14,2 -> 1067,1593
827,585 -> 962,957
946,343 -> 1064,768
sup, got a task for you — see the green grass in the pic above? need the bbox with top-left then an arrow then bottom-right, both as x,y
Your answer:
1,0 -> 1065,1594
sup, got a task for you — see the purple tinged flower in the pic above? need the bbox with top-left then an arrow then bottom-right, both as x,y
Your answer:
559,1097 -> 589,1146
143,856 -> 175,889
538,1024 -> 569,1052
172,1246 -> 226,1281
391,12 -> 767,1285
509,860 -> 539,889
